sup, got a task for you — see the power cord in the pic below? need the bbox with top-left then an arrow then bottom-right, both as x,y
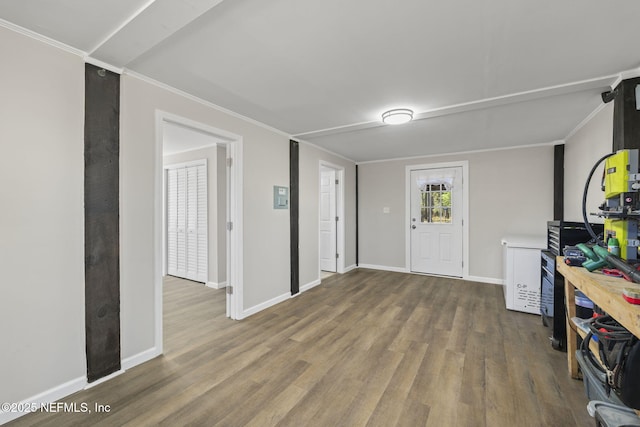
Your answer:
582,152 -> 615,243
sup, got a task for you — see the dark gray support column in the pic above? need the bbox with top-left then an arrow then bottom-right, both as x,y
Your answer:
84,63 -> 121,382
355,164 -> 359,266
290,140 -> 299,295
612,77 -> 640,151
553,144 -> 564,221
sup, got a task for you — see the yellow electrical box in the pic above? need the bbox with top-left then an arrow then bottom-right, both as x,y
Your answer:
604,218 -> 638,260
604,150 -> 632,199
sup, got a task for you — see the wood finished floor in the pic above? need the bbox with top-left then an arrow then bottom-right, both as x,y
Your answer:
9,270 -> 593,426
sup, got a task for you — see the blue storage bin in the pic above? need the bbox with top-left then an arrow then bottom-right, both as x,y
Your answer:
575,290 -> 594,319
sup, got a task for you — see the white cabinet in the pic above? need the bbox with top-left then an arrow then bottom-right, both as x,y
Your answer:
501,235 -> 546,314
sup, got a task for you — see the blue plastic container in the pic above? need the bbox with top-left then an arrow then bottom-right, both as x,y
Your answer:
575,290 -> 594,319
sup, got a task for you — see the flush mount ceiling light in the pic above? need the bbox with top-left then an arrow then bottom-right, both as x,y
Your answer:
381,108 -> 414,125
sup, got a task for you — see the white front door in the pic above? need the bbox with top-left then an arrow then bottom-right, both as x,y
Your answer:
320,168 -> 337,272
410,166 -> 463,277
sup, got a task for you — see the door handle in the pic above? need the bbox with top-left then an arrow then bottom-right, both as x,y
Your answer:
411,225 -> 416,229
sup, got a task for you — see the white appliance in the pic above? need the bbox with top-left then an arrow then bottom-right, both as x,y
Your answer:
501,235 -> 547,314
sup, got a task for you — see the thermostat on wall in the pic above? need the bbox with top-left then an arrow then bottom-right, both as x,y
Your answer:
273,186 -> 289,209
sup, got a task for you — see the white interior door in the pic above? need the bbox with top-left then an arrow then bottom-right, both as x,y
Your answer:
320,168 -> 337,272
166,162 -> 208,283
410,167 -> 463,277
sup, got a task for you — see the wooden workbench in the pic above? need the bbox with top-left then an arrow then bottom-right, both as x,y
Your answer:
557,257 -> 640,378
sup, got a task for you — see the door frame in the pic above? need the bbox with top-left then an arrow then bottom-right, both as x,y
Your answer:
155,110 -> 244,354
319,161 -> 345,275
405,161 -> 469,278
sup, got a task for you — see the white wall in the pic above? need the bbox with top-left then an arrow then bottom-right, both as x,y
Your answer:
564,103 -> 613,223
163,145 -> 227,286
358,145 -> 555,282
298,143 -> 357,288
120,74 -> 292,352
0,26 -> 86,407
1,23 -> 316,420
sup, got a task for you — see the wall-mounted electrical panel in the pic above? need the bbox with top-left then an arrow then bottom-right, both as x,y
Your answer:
273,186 -> 289,209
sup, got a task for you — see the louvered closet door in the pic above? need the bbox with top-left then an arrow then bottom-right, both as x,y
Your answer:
166,163 -> 207,283
167,169 -> 179,276
195,165 -> 207,282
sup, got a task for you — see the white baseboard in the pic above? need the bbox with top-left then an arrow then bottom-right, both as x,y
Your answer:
354,265 -> 503,286
84,369 -> 125,389
0,376 -> 87,425
121,346 -> 162,371
239,278 -> 322,317
233,270 -> 500,322
206,281 -> 228,290
240,292 -> 291,319
466,275 -> 504,285
343,264 -> 357,273
358,264 -> 409,273
0,345 -> 164,425
299,278 -> 321,293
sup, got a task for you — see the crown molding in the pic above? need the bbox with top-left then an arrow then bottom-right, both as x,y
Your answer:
356,140 -> 563,165
294,75 -> 618,140
292,138 -> 356,163
618,66 -> 640,81
0,17 -> 85,57
124,70 -> 291,138
84,57 -> 123,75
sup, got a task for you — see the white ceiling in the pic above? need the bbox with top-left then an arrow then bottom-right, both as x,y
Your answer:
163,121 -> 220,156
2,0 -> 639,162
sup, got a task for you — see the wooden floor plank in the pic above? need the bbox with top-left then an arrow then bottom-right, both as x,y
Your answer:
8,270 -> 594,427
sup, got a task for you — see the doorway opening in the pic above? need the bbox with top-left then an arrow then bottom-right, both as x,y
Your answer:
319,161 -> 345,279
155,111 -> 244,355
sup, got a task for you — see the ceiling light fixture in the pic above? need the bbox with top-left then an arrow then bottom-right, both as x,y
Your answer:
382,108 -> 414,125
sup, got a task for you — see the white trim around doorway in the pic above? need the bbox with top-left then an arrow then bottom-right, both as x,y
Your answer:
155,111 -> 245,355
319,160 -> 346,276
